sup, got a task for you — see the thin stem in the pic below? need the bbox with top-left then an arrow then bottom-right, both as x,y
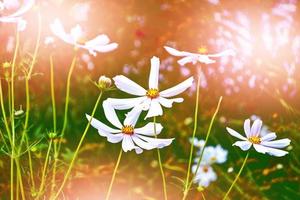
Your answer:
184,71 -> 201,192
222,152 -> 249,200
0,80 -> 12,142
15,158 -> 26,200
10,29 -> 20,200
154,116 -> 168,200
182,96 -> 223,200
53,92 -> 102,199
49,54 -> 58,196
105,148 -> 123,200
35,139 -> 53,199
59,54 -> 77,146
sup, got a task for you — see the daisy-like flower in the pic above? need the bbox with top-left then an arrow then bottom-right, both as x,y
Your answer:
0,0 -> 34,31
192,164 -> 217,187
50,19 -> 118,56
226,119 -> 291,157
164,46 -> 235,66
105,56 -> 194,119
86,102 -> 174,154
194,144 -> 228,165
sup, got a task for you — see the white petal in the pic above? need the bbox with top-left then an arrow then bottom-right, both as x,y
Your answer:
122,135 -> 137,152
145,99 -> 163,119
113,75 -> 146,96
102,101 -> 123,129
88,42 -> 118,53
131,135 -> 157,150
243,119 -> 251,138
137,135 -> 174,148
253,144 -> 289,157
70,25 -> 84,42
105,97 -> 147,110
134,123 -> 163,136
50,19 -> 74,45
226,127 -> 247,140
160,77 -> 194,98
106,133 -> 124,143
261,139 -> 291,148
207,49 -> 236,57
178,56 -> 195,66
148,56 -> 160,89
197,55 -> 216,64
158,97 -> 183,108
233,141 -> 252,151
164,46 -> 191,57
251,119 -> 262,137
123,106 -> 142,127
86,114 -> 120,134
85,34 -> 110,46
261,132 -> 277,142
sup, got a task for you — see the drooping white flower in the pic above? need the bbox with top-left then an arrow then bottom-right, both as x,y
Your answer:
50,19 -> 118,56
164,46 -> 235,66
226,119 -> 291,157
86,102 -> 174,154
0,0 -> 34,31
105,56 -> 194,119
192,164 -> 217,187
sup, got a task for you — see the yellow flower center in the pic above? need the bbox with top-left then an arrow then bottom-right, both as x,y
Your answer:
146,88 -> 159,99
248,136 -> 261,144
210,156 -> 217,162
203,166 -> 209,173
121,125 -> 134,135
76,37 -> 86,45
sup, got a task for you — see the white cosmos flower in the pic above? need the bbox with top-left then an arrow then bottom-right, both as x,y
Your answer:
195,145 -> 228,165
86,102 -> 174,154
164,46 -> 235,66
50,19 -> 118,56
0,0 -> 34,31
226,119 -> 291,157
105,56 -> 194,119
192,164 -> 217,187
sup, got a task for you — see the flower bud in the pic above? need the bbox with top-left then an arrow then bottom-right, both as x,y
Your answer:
98,75 -> 112,89
48,132 -> 57,139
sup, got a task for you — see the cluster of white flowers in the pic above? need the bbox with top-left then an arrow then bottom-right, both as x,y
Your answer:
87,56 -> 194,153
190,138 -> 228,188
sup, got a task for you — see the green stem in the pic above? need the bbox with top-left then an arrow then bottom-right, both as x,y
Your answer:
49,54 -> 58,196
154,116 -> 168,200
184,72 -> 201,191
182,96 -> 223,200
0,80 -> 12,142
105,148 -> 123,200
35,139 -> 53,199
10,29 -> 20,200
222,152 -> 249,200
15,158 -> 26,200
53,92 -> 102,199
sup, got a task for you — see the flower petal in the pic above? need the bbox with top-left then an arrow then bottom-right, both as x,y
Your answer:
106,133 -> 124,143
261,132 -> 277,142
164,46 -> 191,57
207,49 -> 236,58
158,97 -> 183,108
144,99 -> 163,119
50,19 -> 74,45
251,119 -> 262,137
261,139 -> 291,148
253,144 -> 289,157
160,77 -> 194,98
113,75 -> 146,96
86,114 -> 120,134
243,119 -> 251,138
105,97 -> 147,110
122,135 -> 138,152
131,135 -> 157,150
233,141 -> 252,151
148,56 -> 160,89
134,122 -> 163,136
178,56 -> 196,66
85,34 -> 110,46
87,42 -> 118,53
103,101 -> 123,129
123,106 -> 143,127
137,135 -> 174,148
226,127 -> 247,140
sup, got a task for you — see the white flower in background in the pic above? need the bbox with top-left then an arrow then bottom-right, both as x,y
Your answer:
195,144 -> 228,165
192,164 -> 217,187
50,19 -> 118,56
0,0 -> 34,31
86,103 -> 174,154
226,119 -> 291,157
189,138 -> 205,148
106,56 -> 194,119
0,0 -> 20,10
164,46 -> 235,66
